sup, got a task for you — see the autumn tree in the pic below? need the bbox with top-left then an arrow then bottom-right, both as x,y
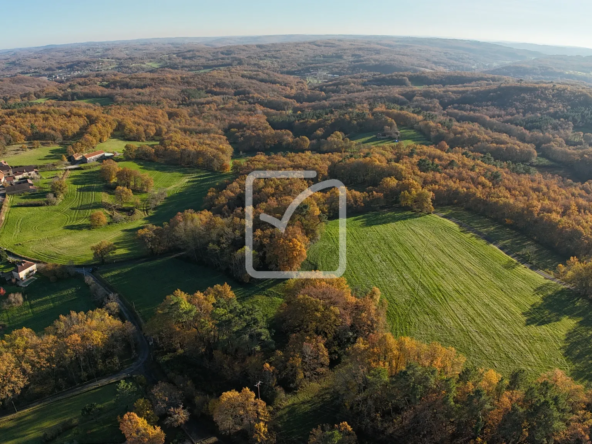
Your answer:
308,423 -> 357,444
212,388 -> 270,436
137,225 -> 167,255
89,211 -> 108,229
134,398 -> 159,426
265,226 -> 309,271
119,412 -> 165,444
115,186 -> 133,206
51,178 -> 68,197
164,405 -> 190,427
101,159 -> 119,183
91,240 -> 117,263
557,257 -> 592,297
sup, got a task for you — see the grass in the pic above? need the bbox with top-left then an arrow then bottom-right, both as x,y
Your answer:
99,256 -> 283,321
75,97 -> 114,106
0,162 -> 229,263
0,381 -> 128,444
95,138 -> 159,153
305,211 -> 591,380
351,127 -> 431,147
0,275 -> 94,335
273,378 -> 339,444
437,207 -> 566,272
3,144 -> 67,165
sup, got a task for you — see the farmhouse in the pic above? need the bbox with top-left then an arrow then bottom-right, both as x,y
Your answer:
12,260 -> 37,284
82,151 -> 106,163
12,166 -> 39,180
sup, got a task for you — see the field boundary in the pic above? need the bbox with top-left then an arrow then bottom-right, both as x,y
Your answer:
434,212 -> 570,289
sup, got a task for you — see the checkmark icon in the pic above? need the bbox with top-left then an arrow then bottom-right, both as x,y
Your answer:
245,170 -> 347,279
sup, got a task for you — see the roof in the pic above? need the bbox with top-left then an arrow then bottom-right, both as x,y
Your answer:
72,153 -> 83,160
5,176 -> 15,182
6,183 -> 36,194
12,166 -> 37,174
16,261 -> 35,273
83,151 -> 105,159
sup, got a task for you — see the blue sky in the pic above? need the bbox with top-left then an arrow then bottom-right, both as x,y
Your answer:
1,0 -> 591,50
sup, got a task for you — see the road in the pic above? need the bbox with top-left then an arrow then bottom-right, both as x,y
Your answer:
0,267 -> 150,422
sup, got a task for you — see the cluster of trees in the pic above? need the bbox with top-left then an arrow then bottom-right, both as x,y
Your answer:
144,278 -> 385,442
0,308 -> 136,406
142,276 -> 592,443
100,159 -> 154,193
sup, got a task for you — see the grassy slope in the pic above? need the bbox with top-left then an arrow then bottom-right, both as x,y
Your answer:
0,382 -> 126,444
95,138 -> 158,152
4,145 -> 66,165
0,276 -> 94,334
306,211 -> 590,379
351,127 -> 430,146
99,256 -> 283,321
0,162 -> 228,263
438,206 -> 566,273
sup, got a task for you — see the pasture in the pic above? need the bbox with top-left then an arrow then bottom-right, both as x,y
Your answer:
99,256 -> 283,321
0,162 -> 228,263
305,211 -> 590,379
0,381 -> 128,444
0,275 -> 94,335
95,137 -> 159,152
351,127 -> 430,146
3,144 -> 66,165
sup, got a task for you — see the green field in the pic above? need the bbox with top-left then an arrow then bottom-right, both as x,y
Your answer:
75,97 -> 114,106
4,144 -> 67,165
96,138 -> 159,153
306,211 -> 590,379
99,256 -> 283,321
352,127 -> 430,146
0,162 -> 228,263
0,275 -> 94,334
0,382 -> 128,444
438,207 -> 566,272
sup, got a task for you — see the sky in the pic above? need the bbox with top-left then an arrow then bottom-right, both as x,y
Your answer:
1,0 -> 591,50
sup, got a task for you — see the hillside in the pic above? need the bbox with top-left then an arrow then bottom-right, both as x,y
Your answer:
306,211 -> 586,378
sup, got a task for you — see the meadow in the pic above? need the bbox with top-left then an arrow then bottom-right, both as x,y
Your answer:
0,275 -> 94,334
351,127 -> 430,146
0,162 -> 228,263
99,256 -> 283,321
305,211 -> 590,379
0,382 -> 128,444
3,144 -> 67,165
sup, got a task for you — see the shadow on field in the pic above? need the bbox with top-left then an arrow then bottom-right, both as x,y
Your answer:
524,283 -> 592,381
357,211 -> 421,227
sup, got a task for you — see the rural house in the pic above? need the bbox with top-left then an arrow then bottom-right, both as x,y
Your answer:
82,151 -> 106,163
12,261 -> 37,284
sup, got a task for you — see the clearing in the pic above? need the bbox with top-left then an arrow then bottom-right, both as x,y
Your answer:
0,275 -> 94,335
3,144 -> 66,165
0,162 -> 228,263
351,127 -> 430,146
305,211 -> 590,380
99,256 -> 283,321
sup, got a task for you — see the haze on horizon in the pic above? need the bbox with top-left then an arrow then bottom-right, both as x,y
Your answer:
1,0 -> 591,51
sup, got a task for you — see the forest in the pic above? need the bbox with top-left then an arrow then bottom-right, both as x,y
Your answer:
2,37 -> 592,443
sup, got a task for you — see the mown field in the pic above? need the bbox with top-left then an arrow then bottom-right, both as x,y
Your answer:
438,207 -> 566,272
351,127 -> 430,146
95,137 -> 158,152
305,211 -> 590,379
0,275 -> 94,334
99,256 -> 283,321
4,144 -> 66,165
0,382 -> 127,444
0,162 -> 228,263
